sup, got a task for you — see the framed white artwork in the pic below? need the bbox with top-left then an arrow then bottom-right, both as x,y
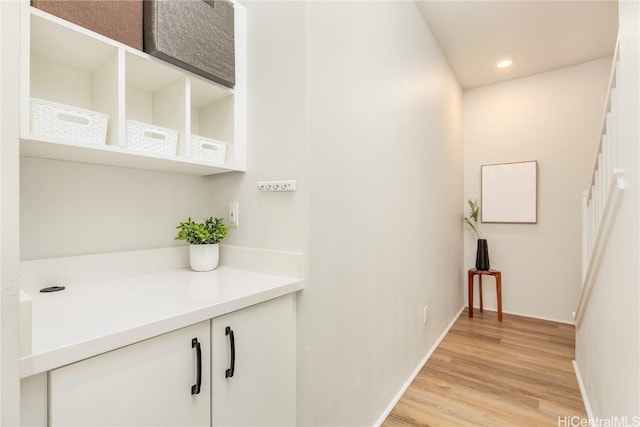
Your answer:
481,161 -> 538,223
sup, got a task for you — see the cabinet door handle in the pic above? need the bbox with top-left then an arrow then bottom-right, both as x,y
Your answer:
225,326 -> 236,378
191,338 -> 202,395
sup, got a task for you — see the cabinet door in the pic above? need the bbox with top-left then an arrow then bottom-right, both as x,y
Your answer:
21,373 -> 47,427
50,321 -> 210,427
211,294 -> 296,426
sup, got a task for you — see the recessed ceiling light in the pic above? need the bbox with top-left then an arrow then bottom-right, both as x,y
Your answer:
497,59 -> 513,68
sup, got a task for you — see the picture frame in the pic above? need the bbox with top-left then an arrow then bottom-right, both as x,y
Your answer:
481,161 -> 538,223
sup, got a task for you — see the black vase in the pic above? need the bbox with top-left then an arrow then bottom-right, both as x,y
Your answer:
475,239 -> 490,270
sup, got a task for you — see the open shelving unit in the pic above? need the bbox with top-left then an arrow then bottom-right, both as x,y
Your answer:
19,4 -> 246,176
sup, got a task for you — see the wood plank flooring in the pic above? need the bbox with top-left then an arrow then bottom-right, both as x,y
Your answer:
383,308 -> 586,426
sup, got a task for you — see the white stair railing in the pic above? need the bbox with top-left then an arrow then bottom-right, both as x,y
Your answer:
576,35 -> 625,325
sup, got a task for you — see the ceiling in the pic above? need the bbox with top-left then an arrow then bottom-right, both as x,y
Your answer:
416,1 -> 619,89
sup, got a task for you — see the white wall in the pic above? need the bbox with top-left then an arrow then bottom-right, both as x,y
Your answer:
20,158 -> 212,260
20,0 -> 308,261
1,1 -> 22,424
302,2 -> 462,424
463,58 -> 612,323
206,1 -> 309,253
209,2 -> 463,425
576,0 -> 640,418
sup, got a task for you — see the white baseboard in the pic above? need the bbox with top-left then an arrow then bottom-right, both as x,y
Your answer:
373,304 -> 466,427
500,308 -> 576,325
572,360 -> 595,420
467,305 -> 576,326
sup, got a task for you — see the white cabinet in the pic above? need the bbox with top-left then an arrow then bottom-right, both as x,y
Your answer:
49,321 -> 210,427
37,294 -> 298,427
20,4 -> 246,176
21,373 -> 47,427
211,294 -> 297,426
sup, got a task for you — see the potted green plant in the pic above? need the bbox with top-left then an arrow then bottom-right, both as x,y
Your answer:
175,217 -> 228,271
464,199 -> 490,270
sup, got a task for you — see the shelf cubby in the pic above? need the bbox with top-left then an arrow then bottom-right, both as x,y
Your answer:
20,4 -> 246,176
29,11 -> 119,146
189,76 -> 235,166
125,52 -> 188,156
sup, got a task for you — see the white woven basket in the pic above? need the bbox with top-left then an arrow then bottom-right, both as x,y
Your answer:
189,135 -> 227,165
30,98 -> 109,145
125,120 -> 179,156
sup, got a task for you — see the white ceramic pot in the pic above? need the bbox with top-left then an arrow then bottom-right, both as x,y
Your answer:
189,243 -> 220,272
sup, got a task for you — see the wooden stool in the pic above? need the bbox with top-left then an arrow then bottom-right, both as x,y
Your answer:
468,268 -> 502,321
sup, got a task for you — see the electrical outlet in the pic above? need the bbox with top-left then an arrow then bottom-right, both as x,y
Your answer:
258,180 -> 296,192
228,202 -> 239,227
423,306 -> 429,324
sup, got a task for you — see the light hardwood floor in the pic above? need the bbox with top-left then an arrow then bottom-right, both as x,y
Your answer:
383,308 -> 586,426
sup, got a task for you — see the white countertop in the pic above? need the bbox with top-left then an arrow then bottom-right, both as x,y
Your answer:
20,266 -> 303,378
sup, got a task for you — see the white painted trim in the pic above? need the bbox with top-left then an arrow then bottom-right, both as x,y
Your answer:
20,291 -> 32,357
468,307 -> 576,326
500,309 -> 576,326
572,360 -> 595,420
576,170 -> 626,326
587,35 -> 620,197
372,305 -> 466,427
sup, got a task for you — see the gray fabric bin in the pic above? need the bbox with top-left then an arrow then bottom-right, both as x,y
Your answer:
144,0 -> 235,88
